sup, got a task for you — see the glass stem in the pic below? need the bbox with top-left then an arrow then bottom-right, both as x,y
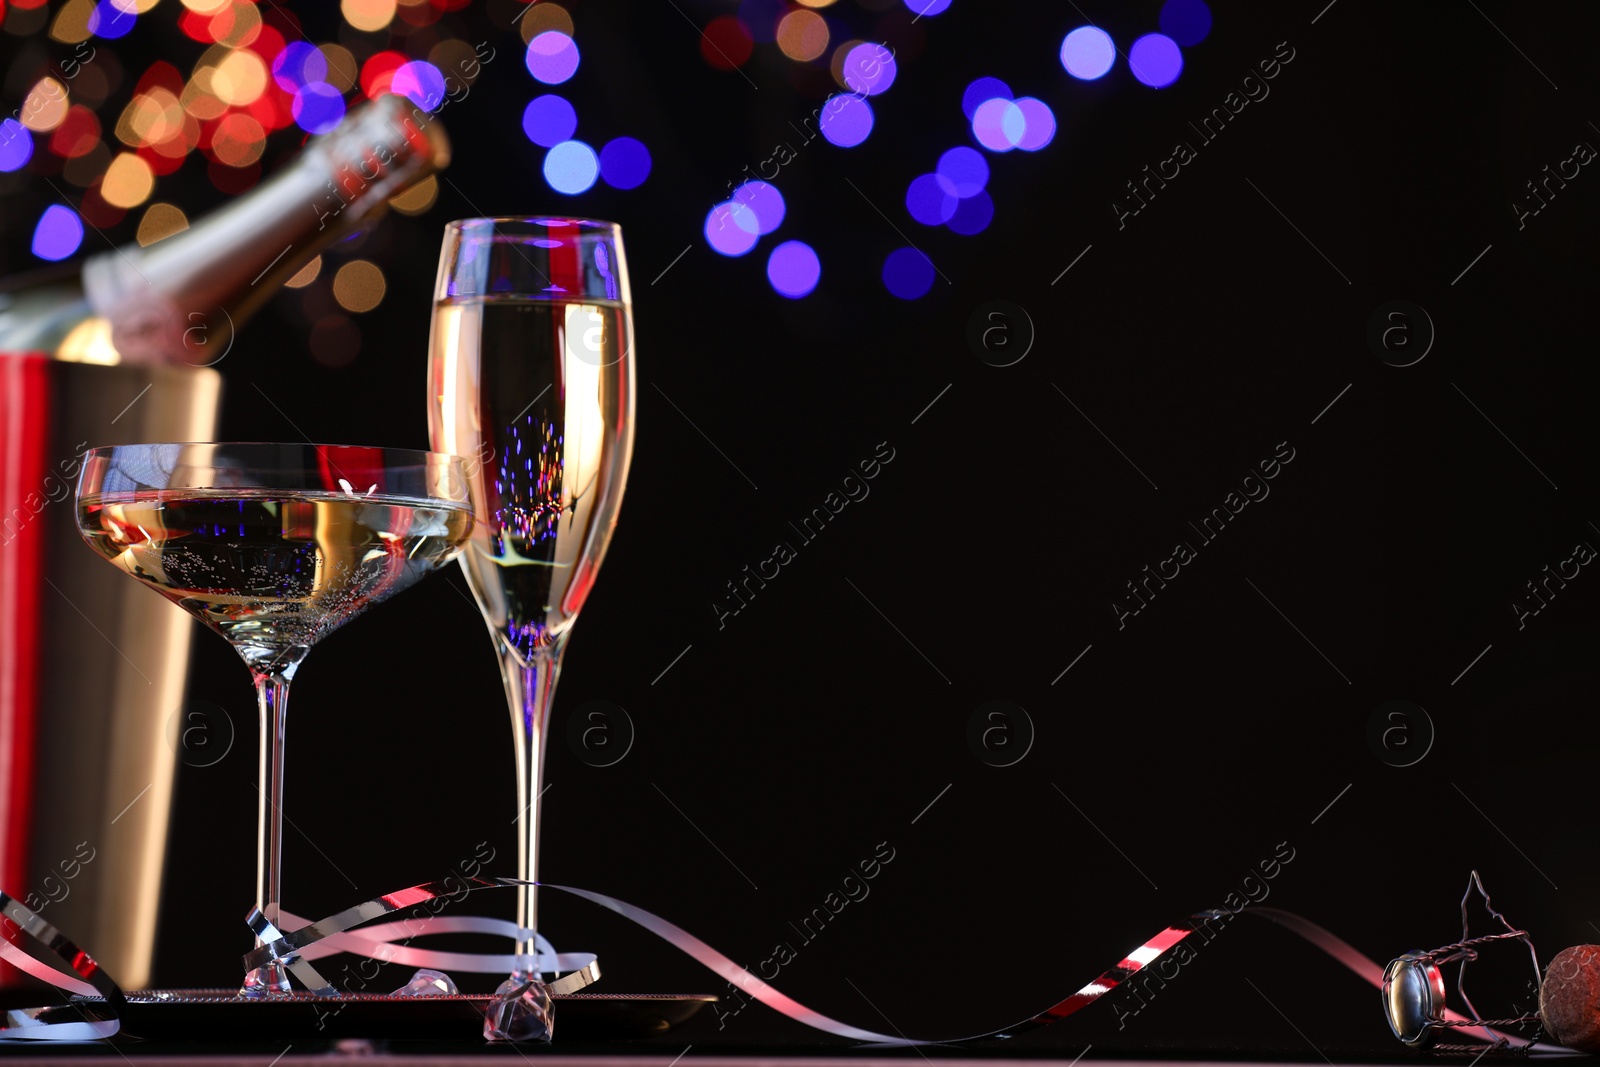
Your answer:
244,667 -> 296,995
499,640 -> 564,979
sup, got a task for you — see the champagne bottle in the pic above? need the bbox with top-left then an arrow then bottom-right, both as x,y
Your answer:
0,92 -> 450,365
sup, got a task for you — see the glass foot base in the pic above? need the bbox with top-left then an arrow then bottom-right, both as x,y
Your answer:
483,974 -> 554,1042
239,962 -> 293,998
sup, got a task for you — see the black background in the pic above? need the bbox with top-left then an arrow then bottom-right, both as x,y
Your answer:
5,0 -> 1600,1057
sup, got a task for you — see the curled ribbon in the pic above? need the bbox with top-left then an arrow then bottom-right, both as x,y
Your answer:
243,877 -> 599,996
0,889 -> 123,1041
0,878 -> 1569,1049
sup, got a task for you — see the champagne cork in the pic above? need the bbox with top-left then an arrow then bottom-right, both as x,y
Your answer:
1541,945 -> 1600,1052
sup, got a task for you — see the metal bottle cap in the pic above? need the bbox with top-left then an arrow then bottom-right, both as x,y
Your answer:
1383,952 -> 1447,1047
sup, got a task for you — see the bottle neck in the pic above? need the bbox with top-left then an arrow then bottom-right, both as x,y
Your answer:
82,95 -> 448,365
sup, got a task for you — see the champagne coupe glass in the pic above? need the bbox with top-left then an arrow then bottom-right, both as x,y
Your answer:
74,443 -> 474,996
427,218 -> 635,1041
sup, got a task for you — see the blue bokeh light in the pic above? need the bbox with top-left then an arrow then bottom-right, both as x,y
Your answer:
1160,0 -> 1212,46
705,202 -> 760,256
767,240 -> 820,298
935,147 -> 988,198
972,97 -> 1025,152
1013,98 -> 1057,152
842,43 -> 897,96
0,120 -> 34,173
544,139 -> 599,195
32,205 -> 84,262
961,77 -> 1010,121
273,42 -> 326,92
1129,33 -> 1184,88
947,191 -> 993,235
732,180 -> 785,235
522,95 -> 577,147
819,94 -> 874,148
906,173 -> 957,225
882,247 -> 934,300
292,83 -> 346,135
392,61 -> 446,110
599,137 -> 652,190
526,31 -> 580,85
1060,26 -> 1115,80
903,0 -> 952,15
87,0 -> 135,40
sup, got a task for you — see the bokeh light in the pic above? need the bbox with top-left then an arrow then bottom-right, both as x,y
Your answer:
333,259 -> 386,312
0,121 -> 35,172
971,97 -> 1025,152
1160,0 -> 1212,46
87,0 -> 136,39
525,30 -> 580,85
388,175 -> 439,216
1129,33 -> 1183,88
118,89 -> 183,148
961,77 -> 1010,121
208,2 -> 263,48
291,83 -> 345,134
767,240 -> 820,298
522,94 -> 577,147
273,42 -> 327,92
102,151 -> 155,208
391,60 -> 445,109
51,107 -> 101,158
211,112 -> 266,166
358,50 -> 405,97
705,202 -> 760,257
903,0 -> 951,16
1060,26 -> 1115,80
1013,97 -> 1056,151
212,49 -> 269,106
544,139 -> 599,195
32,205 -> 84,261
599,137 -> 652,189
517,2 -> 572,42
136,202 -> 189,246
700,16 -> 754,70
947,190 -> 993,234
777,9 -> 829,61
841,42 -> 896,95
319,45 -> 359,93
732,179 -> 784,234
22,79 -> 69,132
882,247 -> 934,300
284,255 -> 322,288
935,146 -> 988,198
819,94 -> 873,147
905,173 -> 956,225
341,0 -> 396,33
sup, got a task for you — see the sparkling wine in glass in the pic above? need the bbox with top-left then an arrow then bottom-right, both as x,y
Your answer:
74,443 -> 473,995
428,218 -> 634,1041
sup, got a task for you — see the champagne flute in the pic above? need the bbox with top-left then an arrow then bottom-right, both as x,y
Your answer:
74,443 -> 474,996
427,218 -> 634,1041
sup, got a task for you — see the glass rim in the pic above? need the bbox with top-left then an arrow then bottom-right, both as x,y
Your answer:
79,442 -> 471,469
443,216 -> 621,233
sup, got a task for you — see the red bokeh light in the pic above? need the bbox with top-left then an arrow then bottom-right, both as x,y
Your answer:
700,16 -> 754,71
360,50 -> 408,98
49,106 -> 100,159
